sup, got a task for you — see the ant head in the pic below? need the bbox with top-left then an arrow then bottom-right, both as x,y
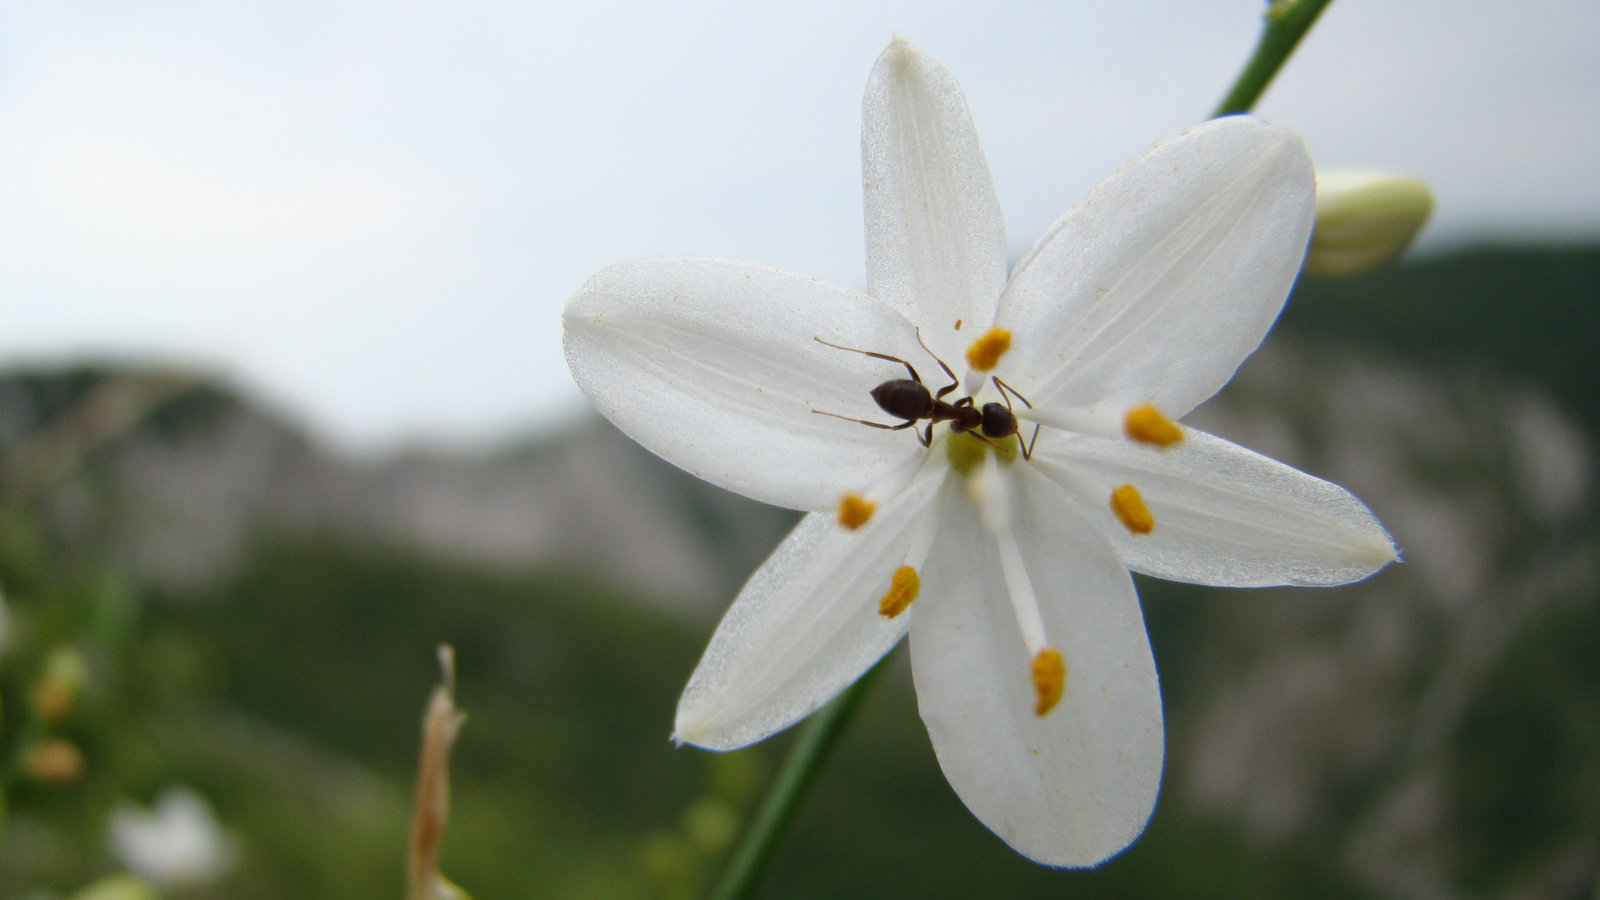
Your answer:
981,401 -> 1018,439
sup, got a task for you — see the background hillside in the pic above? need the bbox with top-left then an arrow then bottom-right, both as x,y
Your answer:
0,244 -> 1596,900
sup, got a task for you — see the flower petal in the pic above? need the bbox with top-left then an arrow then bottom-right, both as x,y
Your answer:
995,116 -> 1315,417
862,39 -> 1008,363
675,461 -> 948,750
1035,428 -> 1398,587
564,256 -> 932,511
911,466 -> 1162,867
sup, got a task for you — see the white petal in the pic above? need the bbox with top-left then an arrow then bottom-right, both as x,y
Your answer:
676,461 -> 948,750
564,256 -> 933,511
1035,429 -> 1399,587
911,466 -> 1162,867
862,39 -> 1008,363
996,117 -> 1315,417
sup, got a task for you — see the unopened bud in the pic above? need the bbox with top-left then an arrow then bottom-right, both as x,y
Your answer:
1307,169 -> 1434,277
24,738 -> 86,784
33,645 -> 90,724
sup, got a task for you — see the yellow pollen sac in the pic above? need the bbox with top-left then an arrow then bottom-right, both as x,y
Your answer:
878,565 -> 920,618
837,493 -> 876,530
964,328 -> 1012,371
1125,404 -> 1184,447
1031,648 -> 1066,717
1110,484 -> 1155,535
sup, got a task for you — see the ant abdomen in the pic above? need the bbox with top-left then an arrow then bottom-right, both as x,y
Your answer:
871,379 -> 935,422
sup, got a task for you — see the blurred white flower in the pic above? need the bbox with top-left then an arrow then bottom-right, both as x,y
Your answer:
107,787 -> 239,888
563,39 -> 1396,866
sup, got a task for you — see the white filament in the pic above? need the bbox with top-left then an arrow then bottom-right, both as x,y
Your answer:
903,474 -> 951,569
1018,404 -> 1124,441
864,444 -> 932,505
1029,456 -> 1113,509
993,525 -> 1048,657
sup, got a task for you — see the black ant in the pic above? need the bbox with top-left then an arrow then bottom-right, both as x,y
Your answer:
812,332 -> 1041,459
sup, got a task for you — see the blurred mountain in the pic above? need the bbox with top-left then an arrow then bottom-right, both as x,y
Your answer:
0,244 -> 1596,900
0,371 -> 796,617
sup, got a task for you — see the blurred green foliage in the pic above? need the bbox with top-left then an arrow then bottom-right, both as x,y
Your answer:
144,541 -> 1369,900
1285,245 -> 1600,430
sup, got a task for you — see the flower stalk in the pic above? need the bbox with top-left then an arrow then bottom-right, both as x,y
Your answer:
706,657 -> 888,900
1213,0 -> 1336,117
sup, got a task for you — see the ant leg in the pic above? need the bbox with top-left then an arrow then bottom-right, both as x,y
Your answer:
914,328 -> 961,400
992,377 -> 1041,459
1021,424 -> 1041,460
920,422 -> 933,447
953,396 -> 975,409
814,337 -> 920,384
991,376 -> 1034,410
812,410 -> 918,431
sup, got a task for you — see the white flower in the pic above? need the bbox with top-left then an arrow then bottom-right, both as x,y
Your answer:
562,39 -> 1397,867
107,787 -> 239,888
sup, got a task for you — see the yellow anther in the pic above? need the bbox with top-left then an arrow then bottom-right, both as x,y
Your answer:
964,328 -> 1012,372
878,565 -> 921,618
1110,484 -> 1155,535
1124,404 -> 1183,447
1031,648 -> 1066,717
837,493 -> 876,530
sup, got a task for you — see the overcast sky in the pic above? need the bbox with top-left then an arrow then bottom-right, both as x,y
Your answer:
1,0 -> 1596,450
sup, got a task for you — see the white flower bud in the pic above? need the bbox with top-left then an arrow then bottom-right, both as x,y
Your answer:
1307,169 -> 1434,277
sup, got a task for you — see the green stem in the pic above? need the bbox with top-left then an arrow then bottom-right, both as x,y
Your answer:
706,657 -> 889,900
1213,0 -> 1336,117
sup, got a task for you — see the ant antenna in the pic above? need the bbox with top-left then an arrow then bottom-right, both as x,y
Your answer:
813,337 -> 920,383
913,329 -> 959,396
